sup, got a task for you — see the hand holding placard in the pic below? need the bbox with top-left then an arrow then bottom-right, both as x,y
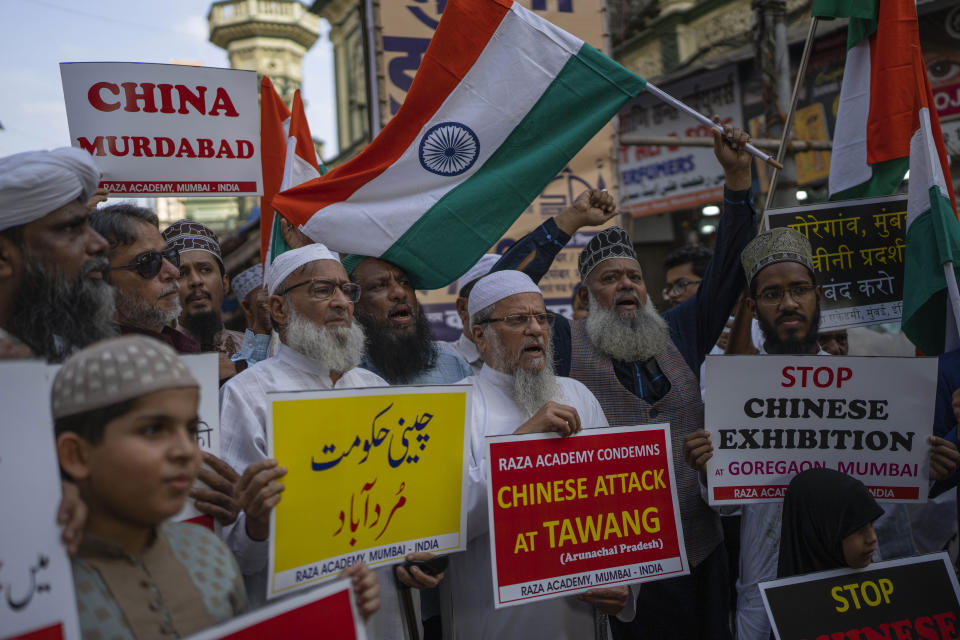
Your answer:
514,401 -> 582,436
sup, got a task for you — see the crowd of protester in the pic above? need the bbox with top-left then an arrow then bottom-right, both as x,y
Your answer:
2,121 -> 960,640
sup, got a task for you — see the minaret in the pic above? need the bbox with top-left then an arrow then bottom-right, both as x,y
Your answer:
208,0 -> 321,105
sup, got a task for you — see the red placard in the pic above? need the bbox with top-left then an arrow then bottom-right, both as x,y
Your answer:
188,578 -> 364,639
484,425 -> 688,608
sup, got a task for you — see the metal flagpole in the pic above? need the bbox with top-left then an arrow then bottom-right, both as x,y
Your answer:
643,83 -> 784,171
943,262 -> 960,348
759,17 -> 820,230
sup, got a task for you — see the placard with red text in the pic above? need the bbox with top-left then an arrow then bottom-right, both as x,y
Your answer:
187,578 -> 365,640
705,355 -> 935,505
484,425 -> 687,608
60,62 -> 261,196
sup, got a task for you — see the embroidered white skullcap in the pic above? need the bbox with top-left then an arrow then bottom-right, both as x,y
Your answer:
51,336 -> 198,420
264,243 -> 341,295
0,147 -> 100,232
232,264 -> 263,302
458,254 -> 500,292
468,270 -> 542,318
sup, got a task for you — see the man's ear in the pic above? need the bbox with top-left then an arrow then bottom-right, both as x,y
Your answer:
745,296 -> 758,319
0,235 -> 22,280
222,273 -> 230,296
576,285 -> 590,311
269,294 -> 288,327
57,433 -> 92,482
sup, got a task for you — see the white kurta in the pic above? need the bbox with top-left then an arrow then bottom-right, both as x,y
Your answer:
441,365 -> 636,640
219,343 -> 409,639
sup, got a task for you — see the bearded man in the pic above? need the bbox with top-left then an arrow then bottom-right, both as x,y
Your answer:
91,204 -> 199,353
0,147 -> 116,361
349,256 -> 472,384
440,269 -> 636,640
568,123 -> 757,640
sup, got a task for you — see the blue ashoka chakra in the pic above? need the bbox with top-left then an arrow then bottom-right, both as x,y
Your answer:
418,122 -> 480,177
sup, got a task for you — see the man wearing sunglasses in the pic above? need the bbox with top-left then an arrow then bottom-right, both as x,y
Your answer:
0,148 -> 116,362
91,204 -> 200,354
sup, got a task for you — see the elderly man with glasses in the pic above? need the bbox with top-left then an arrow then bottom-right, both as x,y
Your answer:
219,244 -> 429,639
91,203 -> 199,354
438,269 -> 636,640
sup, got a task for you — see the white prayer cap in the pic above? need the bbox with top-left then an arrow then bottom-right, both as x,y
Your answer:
232,264 -> 263,302
0,147 -> 100,233
458,254 -> 500,292
468,270 -> 542,318
265,244 -> 341,295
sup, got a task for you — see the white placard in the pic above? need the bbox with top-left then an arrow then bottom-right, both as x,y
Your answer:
174,353 -> 221,525
705,355 -> 935,505
0,361 -> 80,640
60,62 -> 262,197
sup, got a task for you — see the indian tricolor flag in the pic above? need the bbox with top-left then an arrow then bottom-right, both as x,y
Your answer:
820,0 -> 960,354
259,80 -> 325,271
272,0 -> 646,289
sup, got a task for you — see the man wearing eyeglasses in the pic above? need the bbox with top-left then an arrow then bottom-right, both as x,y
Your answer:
219,245 -> 429,633
662,245 -> 712,308
440,269 -> 636,640
91,204 -> 200,354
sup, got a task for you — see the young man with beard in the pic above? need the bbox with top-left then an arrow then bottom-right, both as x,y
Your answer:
349,256 -> 473,385
91,204 -> 199,354
218,245 -> 437,637
682,228 -> 960,639
162,220 -> 244,379
562,123 -> 755,640
0,148 -> 116,362
439,269 -> 636,640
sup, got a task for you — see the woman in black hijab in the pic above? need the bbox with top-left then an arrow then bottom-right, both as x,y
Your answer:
777,468 -> 884,578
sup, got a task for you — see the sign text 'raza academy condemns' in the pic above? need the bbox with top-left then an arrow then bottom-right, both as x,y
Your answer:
485,425 -> 687,608
705,356 -> 935,505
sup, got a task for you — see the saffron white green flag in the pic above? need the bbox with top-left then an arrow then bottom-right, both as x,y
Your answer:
272,0 -> 646,289
819,0 -> 960,354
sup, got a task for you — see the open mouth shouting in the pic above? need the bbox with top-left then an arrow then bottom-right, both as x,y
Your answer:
387,303 -> 414,329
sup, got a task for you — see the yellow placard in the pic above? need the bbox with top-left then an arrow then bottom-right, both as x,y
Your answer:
267,385 -> 470,597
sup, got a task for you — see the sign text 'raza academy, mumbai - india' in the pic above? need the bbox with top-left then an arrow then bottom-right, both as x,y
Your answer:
759,553 -> 960,640
705,356 -> 934,505
267,386 -> 470,599
485,426 -> 688,608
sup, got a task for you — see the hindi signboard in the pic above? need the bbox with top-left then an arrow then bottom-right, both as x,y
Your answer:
60,62 -> 262,197
266,385 -> 471,599
705,355 -> 935,505
188,578 -> 366,640
0,361 -> 80,640
759,553 -> 960,640
484,425 -> 687,608
765,195 -> 907,330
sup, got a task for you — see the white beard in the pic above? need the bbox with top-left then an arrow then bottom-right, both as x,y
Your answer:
487,328 -> 562,418
286,308 -> 366,374
585,291 -> 670,362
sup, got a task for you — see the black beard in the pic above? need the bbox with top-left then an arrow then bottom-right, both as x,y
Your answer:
357,306 -> 437,384
9,258 -> 117,362
181,310 -> 223,351
758,303 -> 821,355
